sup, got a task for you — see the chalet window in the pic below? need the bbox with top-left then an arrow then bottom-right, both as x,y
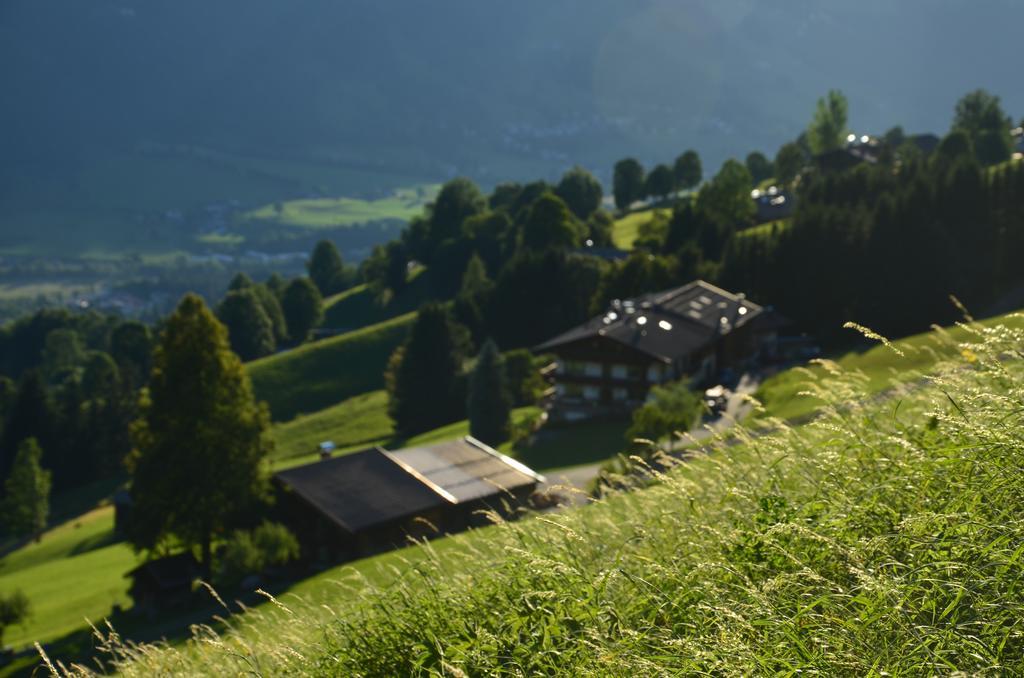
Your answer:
647,364 -> 664,383
610,364 -> 628,380
582,385 -> 601,401
584,362 -> 603,378
563,384 -> 583,398
564,361 -> 586,376
612,387 -> 628,401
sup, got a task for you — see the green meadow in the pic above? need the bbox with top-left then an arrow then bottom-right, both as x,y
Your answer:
610,208 -> 671,250
248,312 -> 416,422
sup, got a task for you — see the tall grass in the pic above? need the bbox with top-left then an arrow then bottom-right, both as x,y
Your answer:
51,315 -> 1024,675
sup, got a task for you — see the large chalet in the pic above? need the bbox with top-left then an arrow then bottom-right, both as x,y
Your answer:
534,280 -> 784,421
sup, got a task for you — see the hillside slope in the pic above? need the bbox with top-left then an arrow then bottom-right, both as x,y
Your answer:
248,312 -> 414,421
91,316 -> 1024,675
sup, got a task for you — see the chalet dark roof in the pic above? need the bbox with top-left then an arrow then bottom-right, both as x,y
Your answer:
535,280 -> 765,363
274,438 -> 545,534
387,437 -> 544,503
275,449 -> 447,533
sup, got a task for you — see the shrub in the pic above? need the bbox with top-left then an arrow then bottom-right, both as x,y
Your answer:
216,522 -> 299,589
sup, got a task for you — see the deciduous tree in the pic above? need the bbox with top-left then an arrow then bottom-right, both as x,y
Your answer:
128,294 -> 273,576
521,193 -> 582,251
645,164 -> 675,202
625,380 -> 701,452
429,178 -> 486,243
745,152 -> 774,185
697,159 -> 756,229
774,142 -> 806,186
0,591 -> 30,646
555,166 -> 603,220
217,289 -> 276,361
953,89 -> 1013,165
807,89 -> 849,155
673,150 -> 702,192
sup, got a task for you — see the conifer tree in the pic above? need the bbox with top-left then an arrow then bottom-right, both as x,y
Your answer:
673,150 -> 702,192
386,303 -> 467,436
467,340 -> 511,446
128,294 -> 273,575
1,437 -> 51,539
307,240 -> 345,295
613,158 -> 646,211
281,278 -> 323,343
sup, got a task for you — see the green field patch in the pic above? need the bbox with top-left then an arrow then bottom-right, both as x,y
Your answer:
271,390 -> 393,462
196,232 -> 245,247
241,185 -> 437,231
611,208 -> 671,250
248,312 -> 416,422
0,507 -> 136,650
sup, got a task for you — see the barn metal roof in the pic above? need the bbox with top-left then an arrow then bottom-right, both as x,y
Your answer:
386,437 -> 544,504
274,438 -> 545,534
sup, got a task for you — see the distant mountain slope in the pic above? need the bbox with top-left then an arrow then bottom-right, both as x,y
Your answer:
1,1 -> 1022,234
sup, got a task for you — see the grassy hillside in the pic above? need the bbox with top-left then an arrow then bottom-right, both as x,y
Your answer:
757,309 -> 1024,421
248,312 -> 415,421
89,316 -> 1024,675
0,508 -> 134,651
319,269 -> 436,332
610,208 -> 670,250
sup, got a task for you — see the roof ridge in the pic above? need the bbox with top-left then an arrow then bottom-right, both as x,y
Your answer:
378,446 -> 459,504
464,436 -> 547,483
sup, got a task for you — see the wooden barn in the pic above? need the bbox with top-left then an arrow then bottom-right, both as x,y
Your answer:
273,437 -> 545,565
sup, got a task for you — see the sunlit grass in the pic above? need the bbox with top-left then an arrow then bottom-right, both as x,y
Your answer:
72,314 -> 1024,675
757,308 -> 1024,421
611,208 -> 670,250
